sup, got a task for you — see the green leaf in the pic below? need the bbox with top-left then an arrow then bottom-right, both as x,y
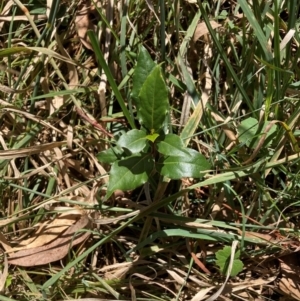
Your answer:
131,46 -> 156,106
106,153 -> 154,198
215,246 -> 244,277
238,117 -> 277,149
146,133 -> 159,143
117,129 -> 148,153
138,65 -> 169,133
157,134 -> 190,157
97,147 -> 124,164
156,149 -> 210,179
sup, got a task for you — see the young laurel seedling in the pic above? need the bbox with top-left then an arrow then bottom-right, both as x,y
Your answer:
97,46 -> 210,199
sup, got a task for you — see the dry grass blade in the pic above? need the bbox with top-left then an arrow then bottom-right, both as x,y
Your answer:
130,272 -> 176,298
94,209 -> 140,225
98,0 -> 113,118
0,217 -> 20,229
0,233 -> 12,253
0,15 -> 46,21
0,251 -> 8,292
55,32 -> 79,89
75,1 -> 94,50
58,299 -> 130,301
145,0 -> 160,24
1,107 -> 65,136
0,83 -> 33,94
193,21 -> 221,42
0,0 -> 14,31
0,141 -> 66,159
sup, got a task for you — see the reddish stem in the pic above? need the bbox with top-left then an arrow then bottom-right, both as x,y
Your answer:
75,107 -> 114,138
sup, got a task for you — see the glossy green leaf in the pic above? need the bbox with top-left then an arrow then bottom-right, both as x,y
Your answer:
117,129 -> 148,153
157,134 -> 189,157
131,46 -> 156,106
106,153 -> 154,198
96,146 -> 124,164
216,246 -> 244,277
238,117 -> 277,149
97,149 -> 117,164
156,149 -> 210,179
138,65 -> 169,132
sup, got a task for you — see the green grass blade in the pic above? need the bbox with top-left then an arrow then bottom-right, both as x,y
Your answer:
159,0 -> 166,64
198,1 -> 254,112
273,0 -> 281,113
237,0 -> 272,61
87,30 -> 135,129
120,0 -> 128,78
178,10 -> 201,106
